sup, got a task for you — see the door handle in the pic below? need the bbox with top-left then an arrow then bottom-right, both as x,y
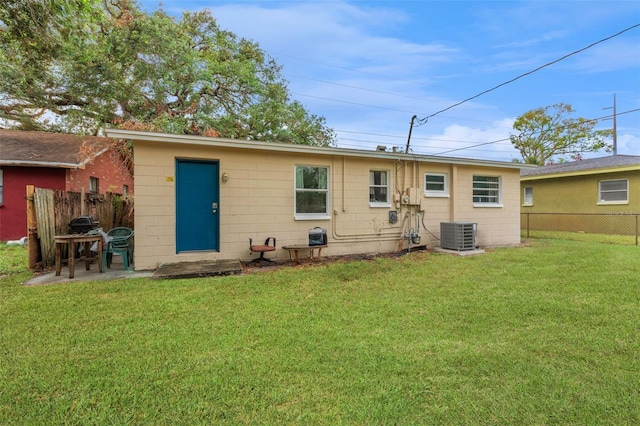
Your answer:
212,202 -> 218,214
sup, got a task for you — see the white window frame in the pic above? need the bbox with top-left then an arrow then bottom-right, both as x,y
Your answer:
598,179 -> 628,204
369,170 -> 391,207
473,175 -> 502,207
294,165 -> 330,220
424,173 -> 449,197
523,186 -> 533,206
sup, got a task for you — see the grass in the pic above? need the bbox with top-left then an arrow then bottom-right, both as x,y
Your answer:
1,239 -> 639,425
0,243 -> 29,275
523,229 -> 639,246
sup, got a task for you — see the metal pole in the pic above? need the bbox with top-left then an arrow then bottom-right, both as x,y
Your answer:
406,115 -> 417,153
613,94 -> 617,155
603,94 -> 617,155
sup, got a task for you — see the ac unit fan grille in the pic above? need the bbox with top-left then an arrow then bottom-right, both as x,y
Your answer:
440,222 -> 476,251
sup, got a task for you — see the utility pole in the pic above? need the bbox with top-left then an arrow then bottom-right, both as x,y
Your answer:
603,94 -> 618,155
612,93 -> 617,155
406,115 -> 417,153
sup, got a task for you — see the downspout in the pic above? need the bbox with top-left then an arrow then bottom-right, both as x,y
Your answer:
449,164 -> 457,222
342,156 -> 346,213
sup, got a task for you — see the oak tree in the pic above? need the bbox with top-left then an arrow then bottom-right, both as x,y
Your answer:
0,0 -> 336,146
510,103 -> 612,165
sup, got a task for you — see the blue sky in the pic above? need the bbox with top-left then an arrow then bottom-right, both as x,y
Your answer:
138,1 -> 640,161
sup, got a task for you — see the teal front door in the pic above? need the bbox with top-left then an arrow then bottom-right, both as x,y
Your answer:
176,159 -> 219,252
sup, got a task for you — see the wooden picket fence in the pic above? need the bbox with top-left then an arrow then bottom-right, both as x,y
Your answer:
27,185 -> 134,269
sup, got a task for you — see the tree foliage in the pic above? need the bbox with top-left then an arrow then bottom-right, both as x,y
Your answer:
510,103 -> 613,165
0,0 -> 335,146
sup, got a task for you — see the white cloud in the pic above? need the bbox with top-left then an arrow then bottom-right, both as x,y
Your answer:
493,30 -> 570,49
568,39 -> 640,73
617,133 -> 640,156
412,118 -> 521,161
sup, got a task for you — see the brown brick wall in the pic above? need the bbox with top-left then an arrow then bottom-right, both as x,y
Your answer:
67,150 -> 133,195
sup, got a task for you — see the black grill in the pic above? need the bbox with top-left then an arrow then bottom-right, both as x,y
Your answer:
68,216 -> 99,234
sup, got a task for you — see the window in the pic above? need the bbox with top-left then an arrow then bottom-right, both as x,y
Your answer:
523,186 -> 533,206
295,165 -> 329,219
473,175 -> 501,206
598,179 -> 628,203
424,173 -> 449,197
369,170 -> 390,206
123,185 -> 129,196
89,176 -> 99,194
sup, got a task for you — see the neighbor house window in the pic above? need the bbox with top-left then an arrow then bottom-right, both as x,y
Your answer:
0,168 -> 3,204
295,165 -> 329,219
424,173 -> 449,197
598,179 -> 628,203
369,170 -> 390,206
473,175 -> 501,206
523,186 -> 533,206
89,176 -> 99,194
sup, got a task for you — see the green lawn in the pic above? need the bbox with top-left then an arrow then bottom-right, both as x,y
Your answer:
1,240 -> 639,425
522,229 -> 639,246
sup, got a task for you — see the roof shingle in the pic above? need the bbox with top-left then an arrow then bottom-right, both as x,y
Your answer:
0,129 -> 115,168
520,155 -> 640,177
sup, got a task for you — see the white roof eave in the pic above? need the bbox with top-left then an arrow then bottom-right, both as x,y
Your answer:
105,128 -> 535,170
0,160 -> 81,169
521,164 -> 640,180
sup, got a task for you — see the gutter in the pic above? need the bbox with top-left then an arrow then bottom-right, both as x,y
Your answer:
521,165 -> 640,181
105,128 -> 535,171
0,160 -> 83,169
1,148 -> 110,169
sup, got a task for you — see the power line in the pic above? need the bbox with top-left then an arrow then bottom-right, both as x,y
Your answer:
433,138 -> 511,155
287,74 -> 449,105
415,23 -> 640,125
269,51 -> 446,89
292,19 -> 640,140
341,108 -> 640,156
334,108 -> 640,151
592,107 -> 640,122
333,107 -> 640,155
338,138 -> 513,153
286,27 -> 640,131
336,128 -> 514,144
428,108 -> 640,156
293,92 -> 514,126
291,92 -> 422,115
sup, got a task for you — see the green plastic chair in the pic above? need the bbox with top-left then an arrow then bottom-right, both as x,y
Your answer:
101,227 -> 134,270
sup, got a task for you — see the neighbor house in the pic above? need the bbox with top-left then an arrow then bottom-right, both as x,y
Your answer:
0,129 -> 134,241
106,129 -> 534,271
520,155 -> 640,233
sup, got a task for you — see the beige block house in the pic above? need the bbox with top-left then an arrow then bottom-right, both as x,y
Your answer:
106,129 -> 532,270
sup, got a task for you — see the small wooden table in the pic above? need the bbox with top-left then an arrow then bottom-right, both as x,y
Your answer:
55,234 -> 103,279
282,245 -> 327,264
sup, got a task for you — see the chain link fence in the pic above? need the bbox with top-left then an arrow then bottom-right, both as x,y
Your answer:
521,212 -> 640,246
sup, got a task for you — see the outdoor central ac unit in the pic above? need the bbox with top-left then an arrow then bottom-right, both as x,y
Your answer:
440,222 -> 477,251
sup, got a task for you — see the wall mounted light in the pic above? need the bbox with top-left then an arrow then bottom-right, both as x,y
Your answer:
221,172 -> 229,183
